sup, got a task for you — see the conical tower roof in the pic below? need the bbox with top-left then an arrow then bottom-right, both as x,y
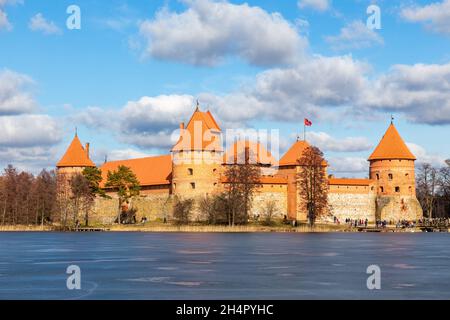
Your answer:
279,140 -> 310,166
57,134 -> 95,167
279,139 -> 328,166
368,123 -> 416,161
172,106 -> 222,152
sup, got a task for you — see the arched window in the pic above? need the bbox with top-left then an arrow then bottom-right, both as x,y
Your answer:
376,173 -> 380,180
380,186 -> 384,193
395,186 -> 400,193
188,168 -> 193,176
388,173 -> 393,180
190,182 -> 196,189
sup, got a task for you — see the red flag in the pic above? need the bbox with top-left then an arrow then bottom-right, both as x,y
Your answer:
304,118 -> 312,126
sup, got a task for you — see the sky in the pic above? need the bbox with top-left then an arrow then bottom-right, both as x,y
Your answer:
1,0 -> 450,177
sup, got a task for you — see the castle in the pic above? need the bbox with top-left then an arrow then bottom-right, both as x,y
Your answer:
56,106 -> 423,224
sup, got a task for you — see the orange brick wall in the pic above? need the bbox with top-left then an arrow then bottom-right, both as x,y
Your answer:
369,159 -> 416,196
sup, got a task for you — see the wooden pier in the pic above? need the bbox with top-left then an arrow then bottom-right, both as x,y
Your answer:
55,227 -> 110,232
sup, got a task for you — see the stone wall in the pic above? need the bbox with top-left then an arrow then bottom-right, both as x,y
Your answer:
251,184 -> 288,219
328,192 -> 377,222
91,193 -> 173,224
376,195 -> 423,222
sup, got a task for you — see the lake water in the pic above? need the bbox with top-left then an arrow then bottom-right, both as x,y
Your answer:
0,232 -> 449,300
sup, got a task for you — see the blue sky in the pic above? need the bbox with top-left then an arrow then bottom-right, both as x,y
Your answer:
0,0 -> 450,176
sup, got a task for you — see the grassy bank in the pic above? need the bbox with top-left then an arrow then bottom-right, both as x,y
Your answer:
0,223 -> 424,233
0,222 -> 351,233
0,225 -> 55,232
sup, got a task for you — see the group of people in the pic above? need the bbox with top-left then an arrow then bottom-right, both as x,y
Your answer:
339,218 -> 369,228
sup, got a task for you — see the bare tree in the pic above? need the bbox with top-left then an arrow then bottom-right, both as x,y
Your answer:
199,194 -> 228,225
223,162 -> 261,226
262,200 -> 278,226
70,173 -> 93,227
297,146 -> 328,227
417,163 -> 438,218
172,196 -> 194,225
33,170 -> 57,227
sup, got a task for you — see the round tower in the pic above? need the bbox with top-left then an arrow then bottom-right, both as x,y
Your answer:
368,122 -> 422,221
56,133 -> 96,192
368,123 -> 416,196
171,106 -> 222,198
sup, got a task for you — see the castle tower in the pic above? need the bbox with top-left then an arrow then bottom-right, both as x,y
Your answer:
368,122 -> 423,221
56,133 -> 96,191
171,106 -> 223,200
278,139 -> 327,222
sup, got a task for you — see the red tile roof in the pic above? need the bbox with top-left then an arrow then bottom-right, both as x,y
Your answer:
223,140 -> 275,165
100,155 -> 172,187
57,135 -> 95,168
279,140 -> 327,166
279,140 -> 310,166
172,107 -> 222,152
368,123 -> 416,161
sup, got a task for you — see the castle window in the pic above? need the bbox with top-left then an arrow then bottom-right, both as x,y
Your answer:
405,173 -> 409,177
213,168 -> 217,173
388,173 -> 393,180
188,168 -> 193,175
190,183 -> 196,189
376,173 -> 380,180
380,186 -> 384,193
395,186 -> 400,193
409,186 -> 412,193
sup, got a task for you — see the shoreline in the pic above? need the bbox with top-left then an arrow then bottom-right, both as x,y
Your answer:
0,223 -> 426,233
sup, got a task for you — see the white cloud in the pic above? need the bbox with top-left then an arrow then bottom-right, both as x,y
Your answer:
0,8 -> 11,30
325,20 -> 384,50
0,0 -> 20,31
298,0 -> 331,11
307,131 -> 373,152
0,114 -> 62,173
69,106 -> 119,130
401,0 -> 450,35
121,95 -> 194,133
120,95 -> 195,149
139,0 -> 307,66
0,67 -> 63,172
361,62 -> 450,125
327,157 -> 369,177
29,13 -> 62,35
242,55 -> 370,122
106,149 -> 152,161
0,114 -> 61,147
0,69 -> 36,115
0,145 -> 60,174
406,142 -> 447,167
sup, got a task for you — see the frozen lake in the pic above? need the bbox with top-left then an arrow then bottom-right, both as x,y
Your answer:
0,232 -> 449,299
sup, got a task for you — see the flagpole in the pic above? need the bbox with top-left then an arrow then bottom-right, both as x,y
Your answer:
303,123 -> 306,141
